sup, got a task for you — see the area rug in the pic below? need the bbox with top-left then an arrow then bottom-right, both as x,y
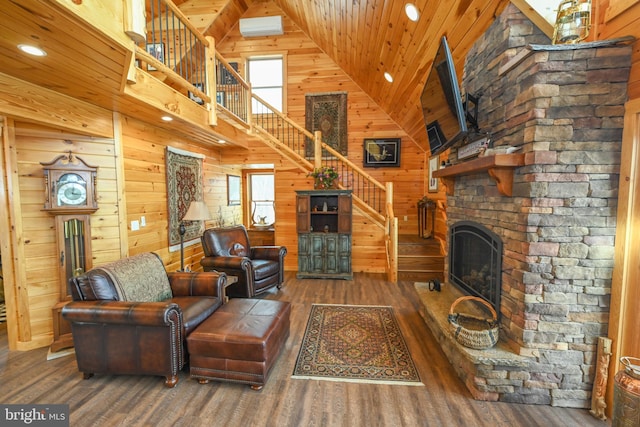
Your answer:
292,304 -> 422,385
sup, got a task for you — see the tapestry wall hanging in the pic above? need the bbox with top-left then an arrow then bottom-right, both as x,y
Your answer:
305,92 -> 348,158
166,147 -> 205,249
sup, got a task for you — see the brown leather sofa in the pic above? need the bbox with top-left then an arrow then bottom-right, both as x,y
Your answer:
62,252 -> 226,388
200,225 -> 286,298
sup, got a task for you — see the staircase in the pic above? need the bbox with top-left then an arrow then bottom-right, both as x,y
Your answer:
397,234 -> 445,282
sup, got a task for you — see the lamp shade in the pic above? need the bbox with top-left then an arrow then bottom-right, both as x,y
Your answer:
182,201 -> 212,221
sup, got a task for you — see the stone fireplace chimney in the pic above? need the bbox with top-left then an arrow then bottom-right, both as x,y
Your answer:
418,4 -> 633,408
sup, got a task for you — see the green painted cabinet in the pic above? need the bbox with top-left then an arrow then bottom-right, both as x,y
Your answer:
296,190 -> 352,279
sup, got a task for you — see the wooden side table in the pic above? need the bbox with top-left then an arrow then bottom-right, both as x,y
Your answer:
247,228 -> 275,246
223,275 -> 238,303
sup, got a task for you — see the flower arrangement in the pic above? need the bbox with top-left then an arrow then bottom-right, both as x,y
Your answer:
308,166 -> 339,189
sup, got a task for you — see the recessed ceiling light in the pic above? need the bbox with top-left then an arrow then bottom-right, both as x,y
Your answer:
161,116 -> 173,122
384,72 -> 394,83
17,44 -> 47,57
218,139 -> 226,144
405,3 -> 420,22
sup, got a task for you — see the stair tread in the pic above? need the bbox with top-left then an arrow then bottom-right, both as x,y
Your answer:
397,234 -> 444,281
398,254 -> 444,259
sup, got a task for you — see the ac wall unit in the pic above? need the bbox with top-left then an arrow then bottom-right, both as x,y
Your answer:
239,16 -> 283,37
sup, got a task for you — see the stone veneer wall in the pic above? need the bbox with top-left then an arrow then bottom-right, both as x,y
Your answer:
439,4 -> 632,407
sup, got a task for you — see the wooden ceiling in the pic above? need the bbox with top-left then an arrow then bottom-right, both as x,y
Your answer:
0,0 -> 550,149
165,0 -> 545,147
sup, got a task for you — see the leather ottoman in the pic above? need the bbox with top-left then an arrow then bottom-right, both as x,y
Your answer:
187,298 -> 290,390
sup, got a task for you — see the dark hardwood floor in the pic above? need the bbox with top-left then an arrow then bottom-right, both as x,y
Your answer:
0,273 -> 609,426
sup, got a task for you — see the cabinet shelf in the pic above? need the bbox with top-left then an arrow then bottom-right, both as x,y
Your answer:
432,153 -> 525,196
296,190 -> 353,280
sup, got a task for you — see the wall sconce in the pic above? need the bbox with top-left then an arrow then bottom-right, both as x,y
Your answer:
552,0 -> 591,45
179,201 -> 212,271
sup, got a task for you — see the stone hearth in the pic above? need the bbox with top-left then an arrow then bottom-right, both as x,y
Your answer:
415,282 -> 530,400
420,4 -> 633,408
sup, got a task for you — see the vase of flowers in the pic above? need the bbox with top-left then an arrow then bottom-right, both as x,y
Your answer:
308,166 -> 339,189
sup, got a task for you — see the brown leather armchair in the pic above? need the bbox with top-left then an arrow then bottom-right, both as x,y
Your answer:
200,225 -> 286,298
62,252 -> 226,388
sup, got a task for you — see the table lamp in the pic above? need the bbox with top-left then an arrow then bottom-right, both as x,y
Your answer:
179,200 -> 212,271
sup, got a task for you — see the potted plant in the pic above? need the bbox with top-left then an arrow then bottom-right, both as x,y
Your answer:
308,166 -> 340,189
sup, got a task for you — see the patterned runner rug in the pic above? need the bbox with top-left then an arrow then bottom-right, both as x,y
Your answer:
292,304 -> 422,385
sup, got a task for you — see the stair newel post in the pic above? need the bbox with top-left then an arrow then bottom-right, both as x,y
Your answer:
314,130 -> 322,169
386,181 -> 398,283
246,81 -> 253,129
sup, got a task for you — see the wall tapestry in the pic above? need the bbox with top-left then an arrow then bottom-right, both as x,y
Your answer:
166,147 -> 204,249
305,92 -> 348,158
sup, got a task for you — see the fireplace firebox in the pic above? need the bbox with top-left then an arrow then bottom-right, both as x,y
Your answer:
449,221 -> 502,314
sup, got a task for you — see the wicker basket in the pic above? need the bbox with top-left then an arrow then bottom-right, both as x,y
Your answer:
448,295 -> 499,350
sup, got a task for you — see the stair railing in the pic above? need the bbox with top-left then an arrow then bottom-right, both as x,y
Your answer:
252,94 -> 388,224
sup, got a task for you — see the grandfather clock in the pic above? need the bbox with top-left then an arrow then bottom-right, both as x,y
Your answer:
41,152 -> 98,352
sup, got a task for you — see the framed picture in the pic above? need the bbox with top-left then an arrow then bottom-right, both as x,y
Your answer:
227,174 -> 240,206
189,83 -> 205,105
216,91 -> 225,107
428,155 -> 439,193
145,43 -> 164,71
219,62 -> 239,85
363,138 -> 401,167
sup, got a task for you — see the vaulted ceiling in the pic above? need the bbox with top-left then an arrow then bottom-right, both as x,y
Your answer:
175,0 -> 552,147
0,1 -> 551,148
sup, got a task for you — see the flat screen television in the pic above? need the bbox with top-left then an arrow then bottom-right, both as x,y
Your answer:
421,36 -> 469,156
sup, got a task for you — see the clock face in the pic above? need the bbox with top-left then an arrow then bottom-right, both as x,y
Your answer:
57,173 -> 88,206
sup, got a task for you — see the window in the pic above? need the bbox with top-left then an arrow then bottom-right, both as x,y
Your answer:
247,173 -> 275,227
248,57 -> 283,112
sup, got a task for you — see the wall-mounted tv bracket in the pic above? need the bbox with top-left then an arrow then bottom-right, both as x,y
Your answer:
464,92 -> 480,132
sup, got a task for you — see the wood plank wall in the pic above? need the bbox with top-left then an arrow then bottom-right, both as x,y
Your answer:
597,0 -> 640,98
119,115 -> 242,273
216,2 -> 434,272
8,121 -> 120,349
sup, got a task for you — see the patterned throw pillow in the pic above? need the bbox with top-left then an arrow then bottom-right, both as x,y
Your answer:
101,253 -> 173,302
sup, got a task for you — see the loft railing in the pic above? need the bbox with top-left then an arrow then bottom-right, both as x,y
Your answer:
145,0 -> 206,85
132,0 -> 251,127
214,54 -> 250,124
135,0 -> 210,104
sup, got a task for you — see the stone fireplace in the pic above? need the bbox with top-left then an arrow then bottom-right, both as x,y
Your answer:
416,4 -> 633,408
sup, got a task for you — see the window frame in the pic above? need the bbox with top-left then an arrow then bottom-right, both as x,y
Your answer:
243,169 -> 276,229
246,54 -> 286,113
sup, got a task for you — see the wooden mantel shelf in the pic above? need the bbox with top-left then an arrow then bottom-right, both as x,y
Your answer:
432,153 -> 525,196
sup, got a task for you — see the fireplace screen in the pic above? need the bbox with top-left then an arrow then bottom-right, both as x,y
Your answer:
449,221 -> 503,313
